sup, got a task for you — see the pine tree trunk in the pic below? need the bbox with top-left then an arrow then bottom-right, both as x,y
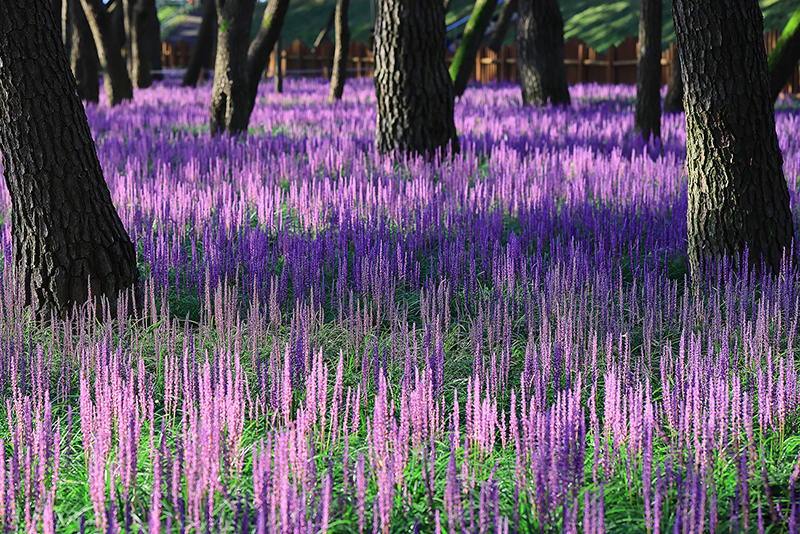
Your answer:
0,0 -> 140,318
209,0 -> 255,135
123,0 -> 152,88
245,0 -> 290,117
515,0 -> 570,106
663,46 -> 683,113
329,0 -> 350,101
69,0 -> 101,102
450,0 -> 496,97
634,0 -> 661,140
79,0 -> 133,105
374,0 -> 459,156
768,3 -> 800,102
182,0 -> 217,87
672,0 -> 795,277
488,0 -> 517,53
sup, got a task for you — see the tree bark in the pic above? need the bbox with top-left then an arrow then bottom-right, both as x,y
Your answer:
79,0 -> 133,105
210,0 -> 255,135
768,2 -> 800,102
140,0 -> 162,81
663,46 -> 683,113
313,6 -> 336,50
515,0 -> 570,106
0,0 -> 140,318
182,0 -> 217,87
123,0 -> 152,88
634,0 -> 661,140
68,0 -> 101,102
275,35 -> 283,93
672,0 -> 795,278
374,0 -> 459,156
329,0 -> 350,101
450,0 -> 496,97
487,0 -> 517,53
245,0 -> 290,117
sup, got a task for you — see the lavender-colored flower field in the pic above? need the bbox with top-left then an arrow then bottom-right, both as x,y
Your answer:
1,78 -> 799,533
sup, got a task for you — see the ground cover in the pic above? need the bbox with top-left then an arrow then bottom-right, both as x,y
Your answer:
0,79 -> 799,533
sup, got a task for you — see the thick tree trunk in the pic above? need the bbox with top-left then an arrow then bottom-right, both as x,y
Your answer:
142,0 -> 162,80
79,0 -> 133,105
182,0 -> 217,87
210,0 -> 255,135
450,0 -> 496,97
487,0 -> 517,53
374,0 -> 459,156
672,0 -> 795,278
0,0 -> 140,318
663,46 -> 683,113
768,3 -> 800,102
123,0 -> 152,88
329,0 -> 350,101
245,0 -> 290,117
69,0 -> 101,102
634,0 -> 661,140
515,0 -> 570,106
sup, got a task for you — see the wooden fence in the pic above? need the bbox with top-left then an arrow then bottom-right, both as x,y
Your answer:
161,29 -> 800,93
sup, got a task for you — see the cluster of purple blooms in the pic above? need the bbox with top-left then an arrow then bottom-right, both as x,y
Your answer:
0,78 -> 798,533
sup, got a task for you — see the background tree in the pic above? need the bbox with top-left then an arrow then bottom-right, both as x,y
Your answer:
210,0 -> 256,135
487,0 -> 517,53
450,0 -> 497,97
374,0 -> 459,156
244,0 -> 291,118
122,0 -> 153,88
329,0 -> 350,101
64,0 -> 100,102
182,0 -> 217,87
634,0 -> 661,139
663,46 -> 683,113
768,2 -> 800,101
515,0 -> 569,106
0,0 -> 140,317
672,0 -> 795,277
79,0 -> 133,105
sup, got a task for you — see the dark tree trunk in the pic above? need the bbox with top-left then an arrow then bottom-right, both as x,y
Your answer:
672,0 -> 795,278
210,0 -> 255,135
515,0 -> 570,106
245,0 -> 290,117
313,6 -> 336,50
374,0 -> 459,156
275,35 -> 283,93
329,0 -> 350,101
487,0 -> 517,53
143,0 -> 162,80
768,3 -> 800,102
182,0 -> 217,87
79,0 -> 133,105
634,0 -> 661,140
443,0 -> 451,12
69,0 -> 101,102
664,46 -> 683,113
123,0 -> 152,88
0,0 -> 140,318
450,0 -> 496,97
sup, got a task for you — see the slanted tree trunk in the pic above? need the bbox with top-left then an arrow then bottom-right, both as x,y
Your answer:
634,0 -> 661,140
68,0 -> 101,102
182,0 -> 217,87
374,0 -> 459,156
672,0 -> 795,278
329,0 -> 350,101
450,0 -> 496,97
245,0 -> 291,117
664,46 -> 683,112
768,2 -> 800,101
488,0 -> 517,53
209,0 -> 255,135
0,0 -> 140,318
515,0 -> 569,106
313,6 -> 336,50
123,0 -> 152,88
79,0 -> 133,105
